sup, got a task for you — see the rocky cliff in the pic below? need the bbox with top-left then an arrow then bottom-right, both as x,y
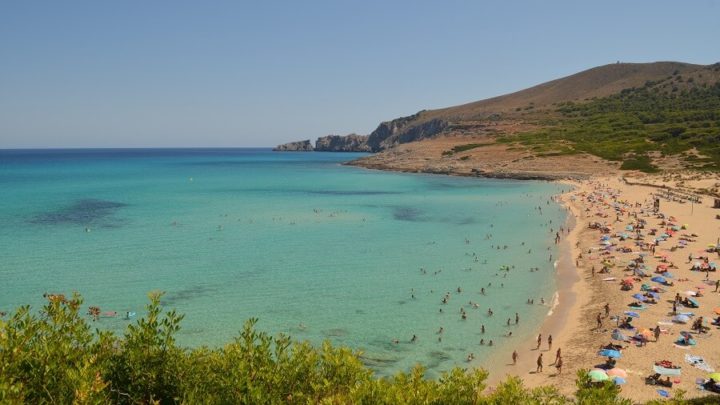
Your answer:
366,116 -> 448,152
314,134 -> 371,152
273,112 -> 449,153
273,139 -> 314,151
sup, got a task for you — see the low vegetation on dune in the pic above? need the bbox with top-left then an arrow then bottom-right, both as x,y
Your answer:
441,143 -> 493,156
497,67 -> 720,172
1,293 -> 716,404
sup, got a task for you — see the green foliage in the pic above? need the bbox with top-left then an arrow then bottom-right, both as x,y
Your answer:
507,81 -> 720,170
619,154 -> 659,173
442,143 -> 491,156
2,295 -> 718,404
574,369 -> 631,405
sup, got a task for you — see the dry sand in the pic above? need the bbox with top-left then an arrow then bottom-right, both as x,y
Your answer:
485,175 -> 720,402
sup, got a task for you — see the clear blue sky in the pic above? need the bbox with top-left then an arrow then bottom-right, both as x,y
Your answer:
1,0 -> 718,148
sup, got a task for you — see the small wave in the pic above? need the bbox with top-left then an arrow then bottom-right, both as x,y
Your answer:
547,291 -> 560,316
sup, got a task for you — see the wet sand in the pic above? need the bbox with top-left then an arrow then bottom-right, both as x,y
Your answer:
485,183 -> 585,389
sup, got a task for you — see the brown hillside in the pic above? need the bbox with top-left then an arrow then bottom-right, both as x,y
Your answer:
421,61 -> 702,122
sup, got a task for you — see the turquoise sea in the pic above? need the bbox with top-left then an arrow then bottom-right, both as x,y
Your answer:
0,148 -> 567,377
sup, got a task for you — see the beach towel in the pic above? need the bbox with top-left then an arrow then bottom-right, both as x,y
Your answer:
685,354 -> 715,372
657,389 -> 670,398
653,365 -> 682,376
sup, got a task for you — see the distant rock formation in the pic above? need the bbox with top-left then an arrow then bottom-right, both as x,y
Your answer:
315,134 -> 371,152
273,114 -> 448,153
366,116 -> 447,152
273,139 -> 314,151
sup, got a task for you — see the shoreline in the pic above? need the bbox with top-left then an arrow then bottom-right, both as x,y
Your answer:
483,181 -> 588,391
314,151 -> 718,402
344,159 -> 593,181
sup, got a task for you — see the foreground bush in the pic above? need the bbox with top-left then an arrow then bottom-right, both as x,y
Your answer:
0,293 -> 704,404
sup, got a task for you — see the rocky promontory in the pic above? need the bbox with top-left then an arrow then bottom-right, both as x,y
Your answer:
273,112 -> 449,153
315,134 -> 371,152
272,139 -> 314,151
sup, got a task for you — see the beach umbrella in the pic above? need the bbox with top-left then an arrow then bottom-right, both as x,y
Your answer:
588,369 -> 610,382
598,349 -> 622,359
637,328 -> 653,340
688,298 -> 699,308
624,311 -> 640,318
673,314 -> 690,324
612,329 -> 629,341
651,276 -> 666,284
608,368 -> 628,378
613,377 -> 627,385
708,373 -> 720,381
632,293 -> 647,302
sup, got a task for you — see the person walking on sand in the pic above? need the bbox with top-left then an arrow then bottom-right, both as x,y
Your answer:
555,356 -> 563,374
715,279 -> 719,293
512,350 -> 518,365
536,353 -> 543,373
604,303 -> 610,317
596,313 -> 603,329
536,334 -> 542,349
654,325 -> 661,342
548,335 -> 553,351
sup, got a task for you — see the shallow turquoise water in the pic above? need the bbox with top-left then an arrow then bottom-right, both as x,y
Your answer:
0,148 -> 566,377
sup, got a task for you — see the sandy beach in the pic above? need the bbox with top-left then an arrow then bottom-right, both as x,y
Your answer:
486,174 -> 720,402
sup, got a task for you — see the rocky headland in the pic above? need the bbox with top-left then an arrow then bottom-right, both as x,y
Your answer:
272,139 -> 314,151
274,61 -> 720,179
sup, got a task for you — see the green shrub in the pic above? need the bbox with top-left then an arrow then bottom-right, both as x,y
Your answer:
1,294 -> 717,404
